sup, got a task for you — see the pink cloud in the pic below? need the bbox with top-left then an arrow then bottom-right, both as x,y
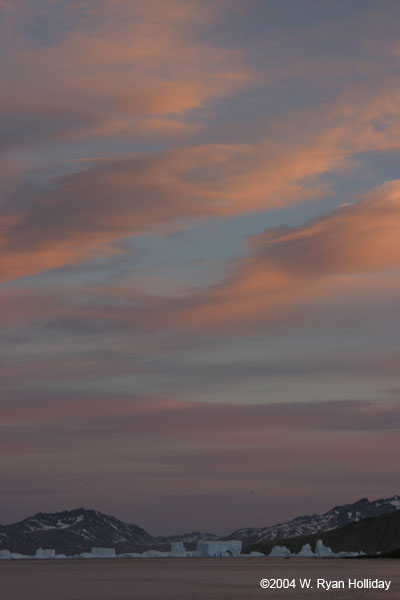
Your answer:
2,180 -> 400,338
3,2 -> 400,288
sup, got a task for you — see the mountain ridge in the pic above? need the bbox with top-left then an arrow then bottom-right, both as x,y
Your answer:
249,510 -> 400,556
1,494 -> 399,555
0,508 -> 152,555
226,495 -> 400,544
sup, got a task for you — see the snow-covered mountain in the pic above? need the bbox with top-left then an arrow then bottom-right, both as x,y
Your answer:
0,508 -> 153,555
1,495 -> 399,555
0,508 -> 217,555
227,495 -> 400,544
250,510 -> 400,556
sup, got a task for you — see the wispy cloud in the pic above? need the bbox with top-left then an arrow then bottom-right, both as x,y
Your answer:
2,0 -> 400,531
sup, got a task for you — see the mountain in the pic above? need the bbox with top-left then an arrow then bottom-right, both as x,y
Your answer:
249,510 -> 400,556
227,495 -> 400,545
0,508 -> 217,555
1,494 -> 399,556
0,508 -> 153,555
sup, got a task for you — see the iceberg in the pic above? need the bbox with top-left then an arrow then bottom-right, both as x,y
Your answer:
140,549 -> 171,557
170,542 -> 186,557
0,549 -> 11,559
315,540 -> 334,557
297,544 -> 315,557
268,545 -> 291,557
35,548 -> 56,559
91,547 -> 116,558
196,540 -> 242,557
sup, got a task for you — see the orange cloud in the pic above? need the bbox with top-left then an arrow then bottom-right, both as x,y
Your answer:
3,0 -> 400,290
248,180 -> 400,274
159,180 -> 400,330
2,180 -> 400,335
4,74 -> 400,284
0,0 -> 248,150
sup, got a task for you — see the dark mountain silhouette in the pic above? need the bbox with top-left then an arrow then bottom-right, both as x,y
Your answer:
249,510 -> 400,556
227,495 -> 400,545
0,508 -> 152,555
1,495 -> 399,556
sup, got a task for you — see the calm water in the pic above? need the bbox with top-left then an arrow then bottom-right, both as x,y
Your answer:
1,557 -> 399,600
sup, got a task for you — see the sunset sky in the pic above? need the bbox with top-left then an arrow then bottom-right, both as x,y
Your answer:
1,0 -> 400,535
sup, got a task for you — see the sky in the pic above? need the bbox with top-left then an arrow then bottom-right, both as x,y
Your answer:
1,0 -> 400,536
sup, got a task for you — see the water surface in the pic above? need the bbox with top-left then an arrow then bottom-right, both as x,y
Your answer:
1,557 -> 399,599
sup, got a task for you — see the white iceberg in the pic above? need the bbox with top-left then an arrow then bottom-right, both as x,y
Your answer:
35,548 -> 56,559
196,540 -> 242,557
315,540 -> 334,557
140,549 -> 171,557
0,549 -> 11,559
268,545 -> 291,557
297,544 -> 315,557
170,542 -> 186,557
91,547 -> 116,558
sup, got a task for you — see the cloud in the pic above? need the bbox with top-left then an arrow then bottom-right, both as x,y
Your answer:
3,1 -> 400,288
248,180 -> 400,275
0,142 -> 324,282
2,391 -> 400,437
0,0 -> 248,153
2,77 -> 400,283
2,178 -> 400,339
163,180 -> 400,330
3,0 -> 400,534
